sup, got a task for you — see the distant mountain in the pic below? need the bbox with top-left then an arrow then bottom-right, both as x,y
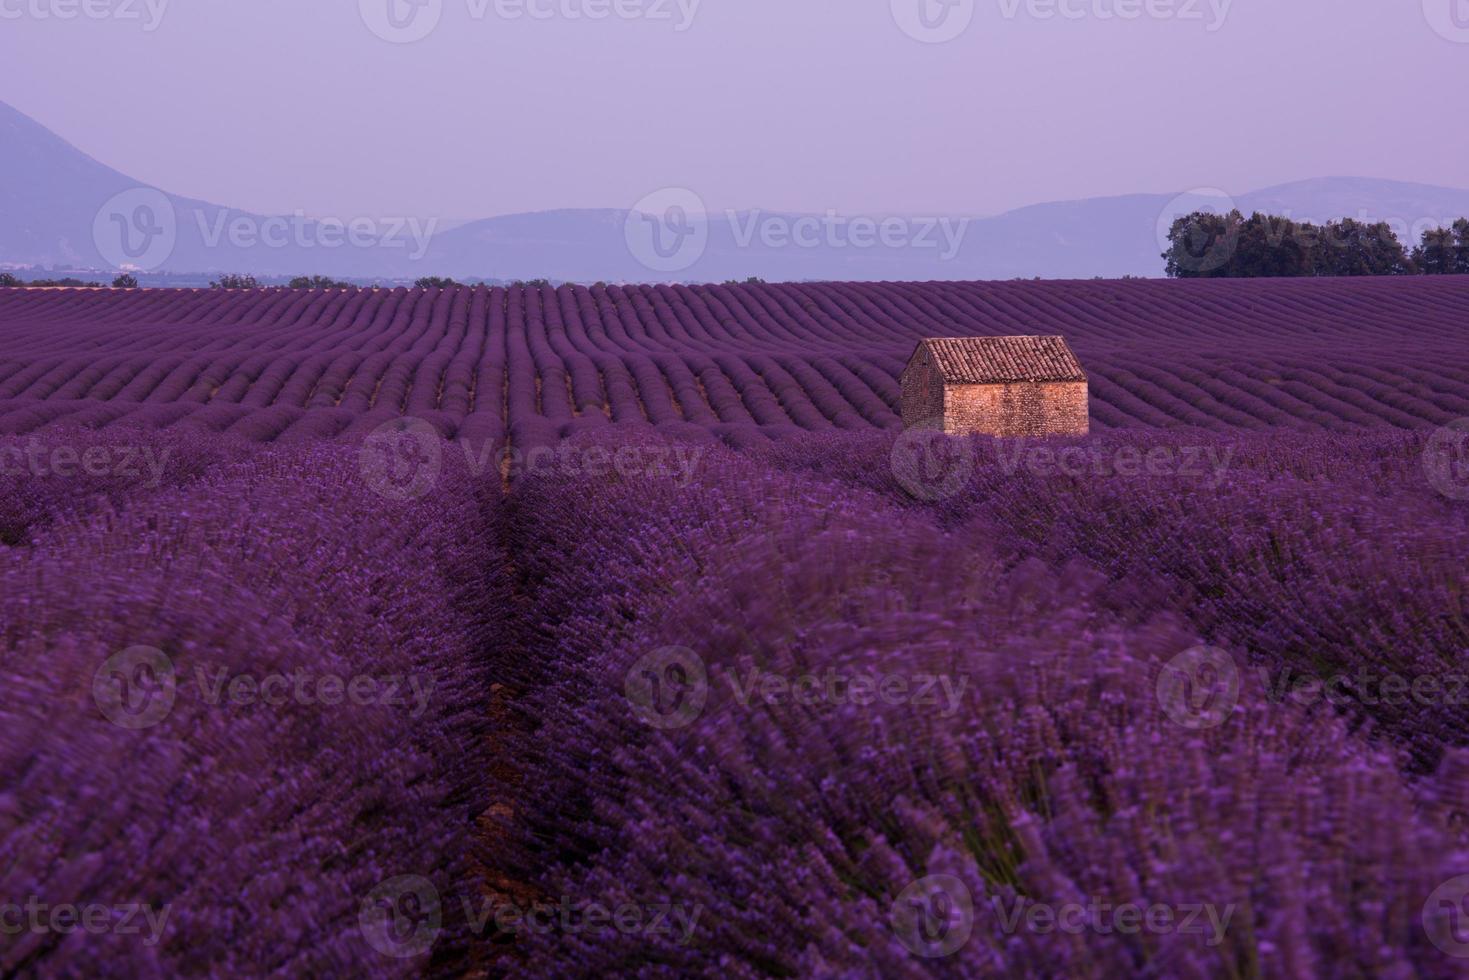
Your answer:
1236,177 -> 1469,229
4,101 -> 1469,283
0,101 -> 281,276
0,101 -> 426,280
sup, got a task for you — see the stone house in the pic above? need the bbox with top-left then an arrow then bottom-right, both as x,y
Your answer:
900,335 -> 1089,437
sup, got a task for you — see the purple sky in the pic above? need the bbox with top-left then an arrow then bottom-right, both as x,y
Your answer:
2,0 -> 1466,221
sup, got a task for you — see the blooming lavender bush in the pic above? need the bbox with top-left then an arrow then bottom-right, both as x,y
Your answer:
763,427 -> 1469,769
0,434 -> 505,975
0,428 -> 240,547
481,430 -> 1469,977
1,411 -> 1466,976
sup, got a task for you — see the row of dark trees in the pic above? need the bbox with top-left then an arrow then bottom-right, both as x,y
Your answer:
408,276 -> 551,289
0,273 -> 505,290
0,273 -> 138,288
214,275 -> 369,289
1412,221 -> 1469,274
211,275 -> 441,289
1164,212 -> 1469,278
207,275 -> 554,289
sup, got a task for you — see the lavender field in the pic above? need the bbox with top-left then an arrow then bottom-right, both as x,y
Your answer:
2,280 -> 1468,977
2,277 -> 1468,443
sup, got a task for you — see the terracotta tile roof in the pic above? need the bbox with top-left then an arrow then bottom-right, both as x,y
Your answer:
914,336 -> 1086,383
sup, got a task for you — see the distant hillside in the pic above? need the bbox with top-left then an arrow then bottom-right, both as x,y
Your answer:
4,101 -> 1469,282
0,102 -> 282,276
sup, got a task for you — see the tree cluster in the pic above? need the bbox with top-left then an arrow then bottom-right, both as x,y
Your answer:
1164,210 -> 1469,278
0,274 -> 101,287
287,275 -> 354,289
1411,219 -> 1469,275
209,274 -> 261,289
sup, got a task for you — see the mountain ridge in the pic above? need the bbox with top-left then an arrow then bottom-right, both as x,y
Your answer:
4,101 -> 1468,282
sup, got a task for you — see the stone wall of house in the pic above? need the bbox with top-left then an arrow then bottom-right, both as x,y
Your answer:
942,381 -> 1089,437
899,350 -> 946,428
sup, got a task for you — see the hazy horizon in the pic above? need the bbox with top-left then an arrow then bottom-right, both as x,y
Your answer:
19,90 -> 1469,223
3,0 -> 1467,224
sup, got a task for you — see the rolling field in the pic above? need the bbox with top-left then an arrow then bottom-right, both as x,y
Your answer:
2,277 -> 1468,977
1,276 -> 1467,447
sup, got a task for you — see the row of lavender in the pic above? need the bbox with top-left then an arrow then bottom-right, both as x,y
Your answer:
0,431 -> 505,975
477,427 -> 1469,976
2,278 -> 1469,443
5,277 -> 1466,352
766,426 -> 1469,769
4,420 -> 1467,974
